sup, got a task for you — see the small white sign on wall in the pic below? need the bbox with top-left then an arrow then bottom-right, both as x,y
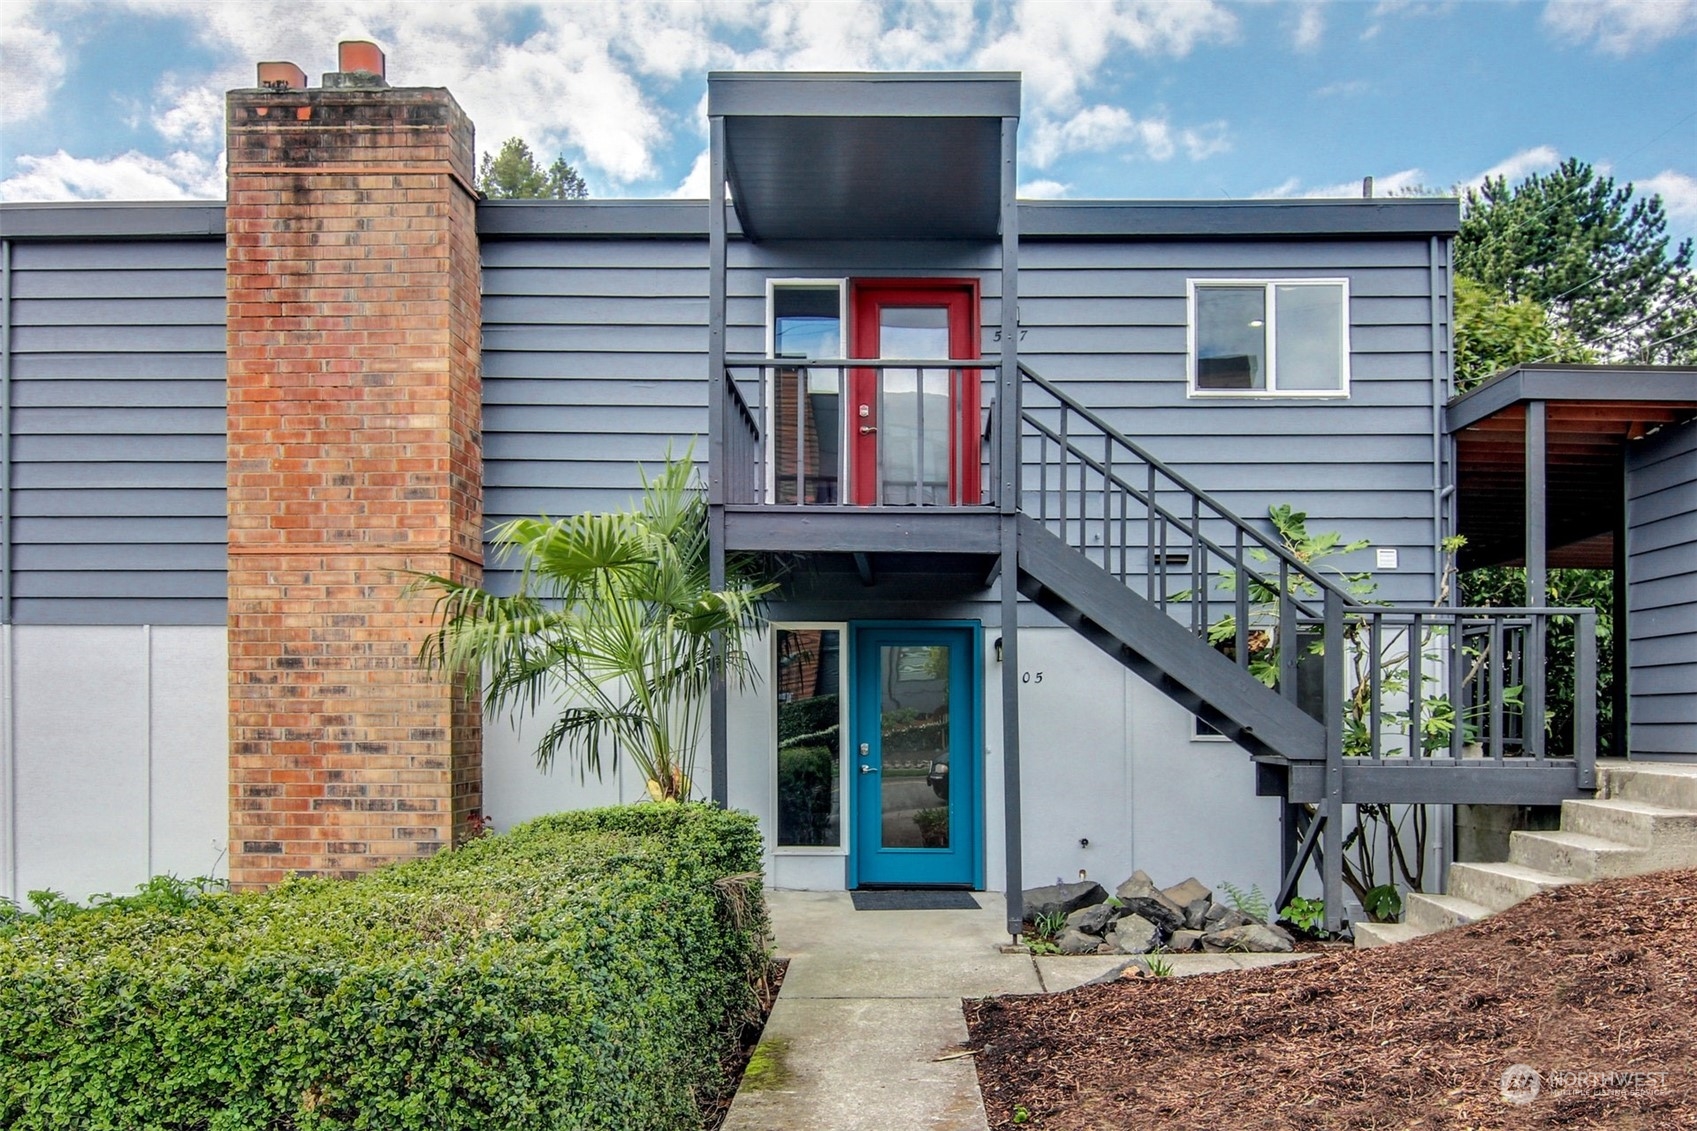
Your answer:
1375,547 -> 1399,570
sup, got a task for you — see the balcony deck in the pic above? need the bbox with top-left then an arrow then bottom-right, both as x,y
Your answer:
722,503 -> 1002,555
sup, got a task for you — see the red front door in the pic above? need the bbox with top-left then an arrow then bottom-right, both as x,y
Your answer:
848,280 -> 981,506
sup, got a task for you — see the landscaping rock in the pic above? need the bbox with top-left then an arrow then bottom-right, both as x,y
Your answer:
1056,927 -> 1103,955
1113,870 -> 1159,901
1024,881 -> 1108,920
1203,903 -> 1255,931
1168,929 -> 1205,953
1162,877 -> 1213,909
1203,923 -> 1293,954
1064,902 -> 1118,937
1183,898 -> 1211,931
1107,913 -> 1161,955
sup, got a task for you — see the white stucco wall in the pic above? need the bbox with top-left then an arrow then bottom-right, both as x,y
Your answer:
1,625 -> 227,905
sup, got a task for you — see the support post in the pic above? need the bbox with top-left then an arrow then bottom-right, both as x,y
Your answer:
1612,448 -> 1629,760
1322,590 -> 1345,933
1000,517 -> 1024,939
997,116 -> 1020,515
707,115 -> 729,807
1525,400 -> 1547,756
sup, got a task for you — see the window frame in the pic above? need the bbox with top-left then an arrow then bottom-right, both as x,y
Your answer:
1186,278 -> 1352,399
770,621 -> 851,857
765,279 -> 848,504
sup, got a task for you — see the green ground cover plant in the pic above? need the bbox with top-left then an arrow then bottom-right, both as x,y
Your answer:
0,805 -> 767,1131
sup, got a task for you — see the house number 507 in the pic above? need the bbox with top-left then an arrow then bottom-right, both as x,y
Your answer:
1022,671 -> 1044,684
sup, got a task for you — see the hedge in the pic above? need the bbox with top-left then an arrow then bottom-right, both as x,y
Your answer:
0,804 -> 768,1131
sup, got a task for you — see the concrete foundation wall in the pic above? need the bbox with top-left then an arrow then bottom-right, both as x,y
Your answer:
479,623 -> 1285,899
1,625 -> 227,905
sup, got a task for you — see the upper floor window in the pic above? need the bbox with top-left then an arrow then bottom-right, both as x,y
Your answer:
1188,280 -> 1349,397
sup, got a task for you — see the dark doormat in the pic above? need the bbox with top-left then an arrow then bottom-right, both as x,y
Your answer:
851,890 -> 981,911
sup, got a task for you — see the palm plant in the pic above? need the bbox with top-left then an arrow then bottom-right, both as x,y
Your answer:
416,453 -> 773,802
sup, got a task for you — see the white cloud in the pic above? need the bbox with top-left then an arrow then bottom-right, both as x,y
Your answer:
152,79 -> 225,147
1027,103 -> 1228,168
1256,166 -> 1426,199
0,149 -> 225,201
1019,179 -> 1071,199
1314,79 -> 1369,98
1293,1 -> 1326,50
671,148 -> 710,198
975,0 -> 1237,110
1640,170 -> 1697,226
0,1 -> 66,126
1543,0 -> 1697,55
1466,145 -> 1560,191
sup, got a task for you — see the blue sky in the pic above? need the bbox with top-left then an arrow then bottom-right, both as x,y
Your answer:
4,1 -> 1695,240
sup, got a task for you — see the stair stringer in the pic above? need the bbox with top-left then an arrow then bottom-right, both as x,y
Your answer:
1015,515 -> 1325,767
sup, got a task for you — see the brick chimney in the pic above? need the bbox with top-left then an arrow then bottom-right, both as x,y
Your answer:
225,42 -> 483,887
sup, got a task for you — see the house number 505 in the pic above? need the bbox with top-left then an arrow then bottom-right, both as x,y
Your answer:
1022,671 -> 1044,684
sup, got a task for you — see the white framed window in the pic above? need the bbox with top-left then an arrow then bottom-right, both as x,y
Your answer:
766,280 -> 847,504
1187,279 -> 1350,397
772,622 -> 849,854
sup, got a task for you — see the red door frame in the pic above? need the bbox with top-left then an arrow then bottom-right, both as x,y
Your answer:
847,279 -> 982,506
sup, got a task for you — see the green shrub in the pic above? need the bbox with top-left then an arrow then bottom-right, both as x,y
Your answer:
0,804 -> 767,1131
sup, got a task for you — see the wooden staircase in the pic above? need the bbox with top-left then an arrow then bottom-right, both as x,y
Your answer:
1355,761 -> 1697,947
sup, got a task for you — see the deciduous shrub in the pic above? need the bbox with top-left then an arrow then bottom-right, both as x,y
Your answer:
0,804 -> 767,1131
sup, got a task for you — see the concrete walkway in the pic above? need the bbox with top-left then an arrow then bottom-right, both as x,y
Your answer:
721,891 -> 1312,1131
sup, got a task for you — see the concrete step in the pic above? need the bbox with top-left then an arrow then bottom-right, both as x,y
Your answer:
1447,861 -> 1571,912
1601,761 -> 1697,811
1509,829 -> 1647,881
1404,892 -> 1492,933
1561,797 -> 1697,850
1353,921 -> 1426,949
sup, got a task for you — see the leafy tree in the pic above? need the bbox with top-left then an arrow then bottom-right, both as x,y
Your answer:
1452,276 -> 1591,392
417,454 -> 772,801
1456,158 -> 1695,363
477,136 -> 588,200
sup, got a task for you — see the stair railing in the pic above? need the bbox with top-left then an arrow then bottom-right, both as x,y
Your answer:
1019,364 -> 1357,704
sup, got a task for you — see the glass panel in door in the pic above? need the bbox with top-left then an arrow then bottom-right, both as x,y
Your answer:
877,643 -> 952,849
878,309 -> 952,507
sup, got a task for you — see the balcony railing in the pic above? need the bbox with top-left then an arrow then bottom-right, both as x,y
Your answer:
721,357 -> 1002,508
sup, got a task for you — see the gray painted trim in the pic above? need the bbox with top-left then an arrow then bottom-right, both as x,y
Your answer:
1021,199 -> 1460,239
999,517 -> 1022,935
707,72 -> 1022,118
0,203 -> 224,240
1,198 -> 1464,243
723,507 -> 1003,554
1,625 -> 13,900
2,239 -> 10,624
1447,364 -> 1697,430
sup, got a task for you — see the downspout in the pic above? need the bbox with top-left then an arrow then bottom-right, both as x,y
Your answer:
1429,233 -> 1456,889
1,238 -> 12,902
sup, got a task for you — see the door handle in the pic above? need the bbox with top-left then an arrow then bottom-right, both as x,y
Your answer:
859,425 -> 878,434
859,765 -> 879,774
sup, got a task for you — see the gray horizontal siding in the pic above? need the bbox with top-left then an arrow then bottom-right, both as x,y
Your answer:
1626,417 -> 1697,757
1019,237 -> 1443,603
481,237 -> 711,587
5,238 -> 226,625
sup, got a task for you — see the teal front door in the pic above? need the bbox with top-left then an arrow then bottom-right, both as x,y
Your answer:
850,624 -> 982,888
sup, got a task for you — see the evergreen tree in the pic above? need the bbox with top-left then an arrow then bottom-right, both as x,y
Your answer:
477,137 -> 588,200
1456,158 -> 1694,364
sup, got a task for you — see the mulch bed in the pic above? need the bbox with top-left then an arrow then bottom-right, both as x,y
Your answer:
701,957 -> 788,1131
966,869 -> 1696,1130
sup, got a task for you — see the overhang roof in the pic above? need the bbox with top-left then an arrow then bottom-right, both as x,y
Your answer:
1447,364 -> 1697,569
706,72 -> 1019,242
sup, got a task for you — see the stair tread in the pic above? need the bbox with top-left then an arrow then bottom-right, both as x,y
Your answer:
1405,892 -> 1492,917
1353,922 -> 1426,948
1514,829 -> 1639,854
1450,860 -> 1573,886
1567,797 -> 1697,819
